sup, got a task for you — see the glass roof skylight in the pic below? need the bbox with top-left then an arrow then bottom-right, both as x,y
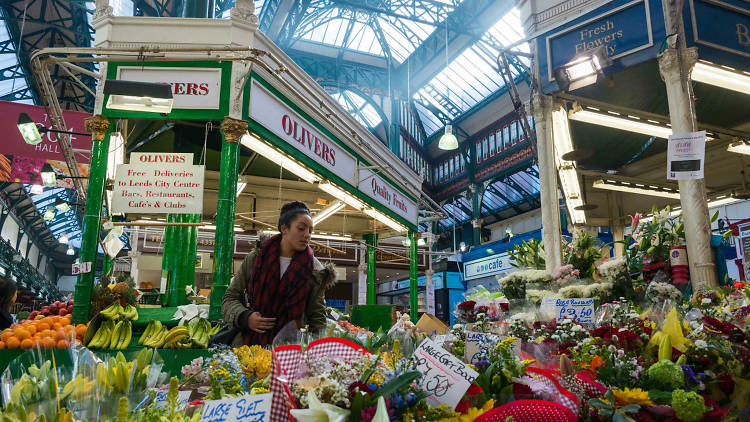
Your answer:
414,7 -> 530,136
24,186 -> 83,249
330,90 -> 383,128
0,20 -> 32,104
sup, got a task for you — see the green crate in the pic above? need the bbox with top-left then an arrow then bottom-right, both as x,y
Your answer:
350,305 -> 395,333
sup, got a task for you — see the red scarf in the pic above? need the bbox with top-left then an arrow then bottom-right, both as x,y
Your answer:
244,234 -> 313,346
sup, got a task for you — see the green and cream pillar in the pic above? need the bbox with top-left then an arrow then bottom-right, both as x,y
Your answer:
208,117 -> 244,321
71,115 -> 112,325
408,230 -> 418,323
363,233 -> 378,304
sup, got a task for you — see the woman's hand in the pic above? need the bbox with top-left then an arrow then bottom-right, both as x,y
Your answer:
248,312 -> 276,333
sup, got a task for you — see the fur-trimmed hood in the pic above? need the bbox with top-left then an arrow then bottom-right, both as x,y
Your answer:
311,258 -> 338,291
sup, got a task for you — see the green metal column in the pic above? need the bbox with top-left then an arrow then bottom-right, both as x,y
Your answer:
72,115 -> 111,325
182,213 -> 199,294
166,214 -> 186,306
363,233 -> 378,304
209,117 -> 244,321
409,230 -> 418,323
471,185 -> 481,245
160,213 -> 176,294
102,254 -> 114,285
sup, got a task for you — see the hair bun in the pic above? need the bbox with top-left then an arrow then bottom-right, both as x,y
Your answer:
280,201 -> 309,215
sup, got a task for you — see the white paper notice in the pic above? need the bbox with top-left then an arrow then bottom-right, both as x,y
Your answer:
152,389 -> 191,410
464,331 -> 500,364
112,153 -> 204,214
412,338 -> 479,410
667,131 -> 705,180
201,393 -> 272,422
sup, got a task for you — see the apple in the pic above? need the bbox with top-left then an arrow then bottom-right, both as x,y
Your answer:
29,311 -> 38,319
58,309 -> 67,316
54,301 -> 61,307
41,306 -> 50,314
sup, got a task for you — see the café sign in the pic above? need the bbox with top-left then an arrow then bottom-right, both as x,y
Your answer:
249,79 -> 357,185
116,67 -> 222,110
464,252 -> 511,281
546,0 -> 653,82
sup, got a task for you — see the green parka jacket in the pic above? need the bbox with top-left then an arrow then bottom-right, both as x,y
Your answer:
221,249 -> 337,347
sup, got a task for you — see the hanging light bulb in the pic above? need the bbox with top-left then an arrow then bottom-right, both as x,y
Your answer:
66,245 -> 74,256
59,232 -> 69,244
438,125 -> 459,150
43,207 -> 55,220
30,184 -> 43,195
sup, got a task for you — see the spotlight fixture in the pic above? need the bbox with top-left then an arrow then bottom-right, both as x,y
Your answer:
17,113 -> 91,146
59,232 -> 69,245
104,80 -> 174,114
459,241 -> 467,252
30,184 -> 44,195
66,245 -> 75,256
438,125 -> 459,150
727,140 -> 750,155
40,163 -> 57,187
553,46 -> 611,91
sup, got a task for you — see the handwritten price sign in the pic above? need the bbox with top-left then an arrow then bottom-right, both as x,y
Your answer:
554,298 -> 594,323
464,331 -> 500,364
413,338 -> 478,410
201,393 -> 272,422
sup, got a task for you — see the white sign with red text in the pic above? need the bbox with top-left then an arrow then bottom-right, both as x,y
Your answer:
667,130 -> 705,180
112,153 -> 204,214
358,169 -> 418,225
116,67 -> 222,110
249,79 -> 357,185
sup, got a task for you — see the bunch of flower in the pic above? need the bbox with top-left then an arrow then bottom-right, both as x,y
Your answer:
180,357 -> 209,387
557,281 -> 614,301
551,264 -> 580,285
588,344 -> 646,388
629,206 -> 685,261
206,344 -> 247,395
233,345 -> 272,383
545,318 -> 588,353
645,281 -> 683,305
450,324 -> 466,358
508,318 -> 532,342
455,300 -> 477,323
497,269 -> 550,300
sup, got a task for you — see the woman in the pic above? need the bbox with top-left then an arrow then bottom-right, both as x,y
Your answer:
0,278 -> 18,330
222,201 -> 337,346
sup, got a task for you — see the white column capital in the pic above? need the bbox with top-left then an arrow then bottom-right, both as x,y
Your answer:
657,47 -> 699,85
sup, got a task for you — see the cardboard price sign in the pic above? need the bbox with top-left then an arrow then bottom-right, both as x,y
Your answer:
464,331 -> 500,364
412,338 -> 479,410
201,393 -> 272,422
152,389 -> 192,410
554,298 -> 595,323
71,262 -> 92,275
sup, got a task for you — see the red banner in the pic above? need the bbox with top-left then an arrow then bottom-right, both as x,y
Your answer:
0,101 -> 92,187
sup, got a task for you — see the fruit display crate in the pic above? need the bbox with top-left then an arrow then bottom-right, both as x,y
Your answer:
0,348 -> 213,380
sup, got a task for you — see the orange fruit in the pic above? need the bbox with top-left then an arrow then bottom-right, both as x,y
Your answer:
1,330 -> 13,342
42,338 -> 55,349
41,317 -> 53,326
53,331 -> 66,342
20,339 -> 33,349
40,329 -> 53,338
37,323 -> 50,332
13,328 -> 30,341
35,315 -> 44,320
52,323 -> 62,331
0,341 -> 5,349
6,337 -> 19,349
60,318 -> 71,327
75,325 -> 87,338
56,339 -> 69,349
25,325 -> 37,336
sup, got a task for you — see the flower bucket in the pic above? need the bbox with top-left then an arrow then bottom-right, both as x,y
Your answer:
669,246 -> 689,286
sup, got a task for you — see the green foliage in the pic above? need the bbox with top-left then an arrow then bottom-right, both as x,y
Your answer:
646,360 -> 685,390
509,239 -> 545,269
589,390 -> 640,422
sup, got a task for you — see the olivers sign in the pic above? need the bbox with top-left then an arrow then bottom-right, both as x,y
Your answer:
546,0 -> 653,82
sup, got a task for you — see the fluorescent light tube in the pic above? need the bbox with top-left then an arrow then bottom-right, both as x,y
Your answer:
236,181 -> 247,198
552,107 -> 586,225
318,181 -> 365,210
364,208 -> 407,232
240,133 -> 321,183
312,200 -> 345,225
592,179 -> 681,199
692,61 -> 750,96
569,108 -> 673,139
728,140 -> 750,155
262,230 -> 353,241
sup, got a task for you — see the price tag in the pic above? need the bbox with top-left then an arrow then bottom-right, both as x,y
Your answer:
152,389 -> 192,410
464,331 -> 500,364
72,262 -> 92,275
201,393 -> 272,422
433,334 -> 447,345
412,338 -> 478,410
72,264 -> 80,275
554,298 -> 595,323
330,310 -> 340,321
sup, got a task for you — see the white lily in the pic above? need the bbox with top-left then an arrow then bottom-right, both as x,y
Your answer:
289,391 -> 350,422
371,396 -> 391,422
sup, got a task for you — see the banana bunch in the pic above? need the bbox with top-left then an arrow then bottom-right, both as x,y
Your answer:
99,302 -> 139,321
60,374 -> 95,403
86,320 -> 132,349
139,318 -> 221,349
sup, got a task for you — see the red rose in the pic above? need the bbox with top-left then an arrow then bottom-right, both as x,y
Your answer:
455,400 -> 471,414
466,383 -> 483,396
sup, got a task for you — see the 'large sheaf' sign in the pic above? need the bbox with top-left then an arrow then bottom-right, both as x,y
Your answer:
0,100 -> 92,187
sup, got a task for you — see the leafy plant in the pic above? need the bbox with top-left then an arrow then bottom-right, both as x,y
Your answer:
509,239 -> 545,269
564,231 -> 602,279
589,390 -> 641,422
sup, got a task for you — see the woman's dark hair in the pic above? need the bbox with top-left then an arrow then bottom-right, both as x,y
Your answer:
278,201 -> 311,231
0,278 -> 17,311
